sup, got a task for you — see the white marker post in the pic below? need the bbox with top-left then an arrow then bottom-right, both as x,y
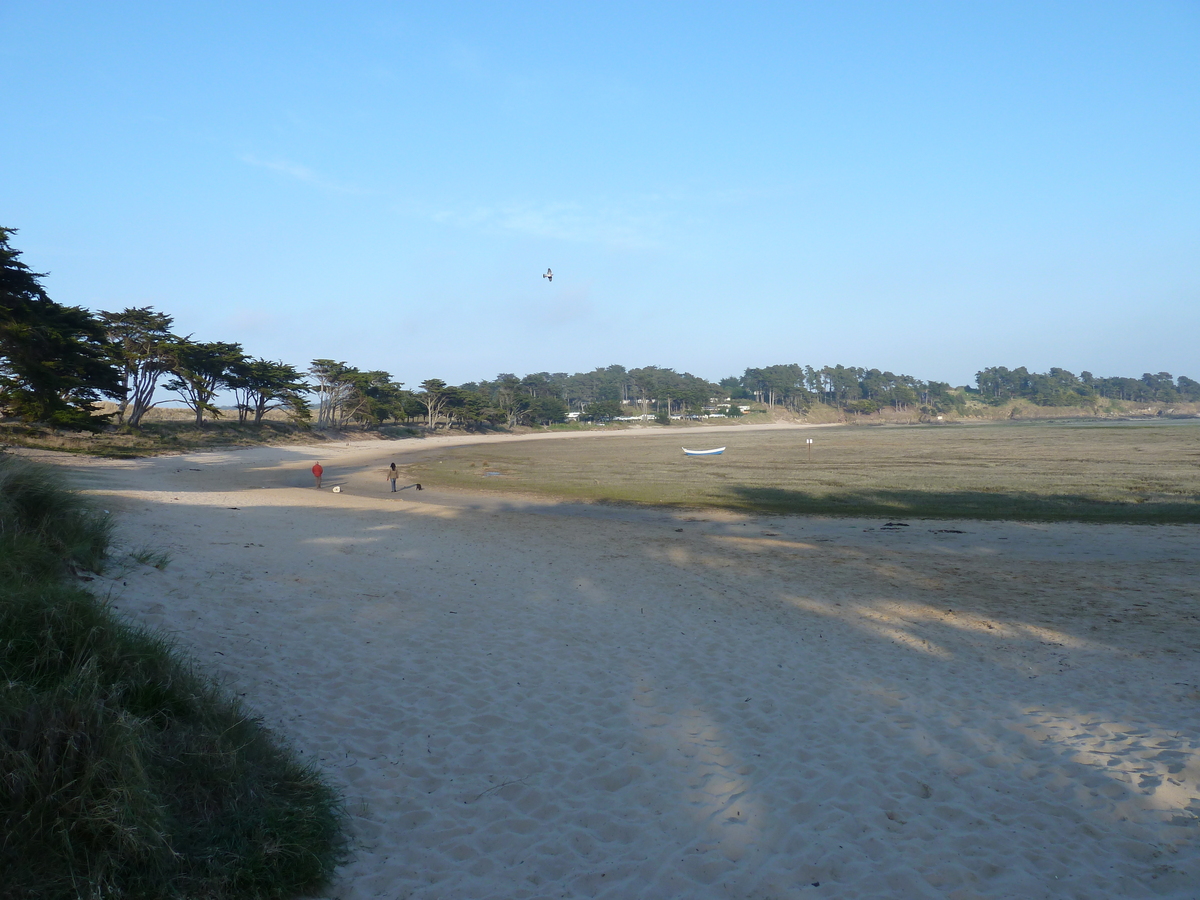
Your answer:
806,437 -> 813,462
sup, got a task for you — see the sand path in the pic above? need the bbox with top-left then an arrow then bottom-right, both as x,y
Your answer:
23,428 -> 1200,899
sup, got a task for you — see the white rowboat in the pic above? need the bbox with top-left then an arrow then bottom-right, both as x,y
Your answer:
682,447 -> 726,456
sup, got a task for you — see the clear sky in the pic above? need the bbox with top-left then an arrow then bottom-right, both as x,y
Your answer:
3,1 -> 1197,389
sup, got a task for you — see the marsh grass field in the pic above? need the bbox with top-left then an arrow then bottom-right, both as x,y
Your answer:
405,419 -> 1200,522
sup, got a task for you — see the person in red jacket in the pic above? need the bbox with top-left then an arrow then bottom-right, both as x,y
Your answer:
311,462 -> 323,488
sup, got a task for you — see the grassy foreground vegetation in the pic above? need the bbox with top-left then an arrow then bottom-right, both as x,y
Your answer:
405,419 -> 1200,523
0,455 -> 345,899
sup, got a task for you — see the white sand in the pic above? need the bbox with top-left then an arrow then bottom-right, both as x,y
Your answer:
24,428 -> 1200,899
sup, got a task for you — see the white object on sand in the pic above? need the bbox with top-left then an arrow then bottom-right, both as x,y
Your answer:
332,486 -> 342,493
683,447 -> 726,456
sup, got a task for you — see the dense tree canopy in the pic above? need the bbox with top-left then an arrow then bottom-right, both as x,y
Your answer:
0,228 -> 122,429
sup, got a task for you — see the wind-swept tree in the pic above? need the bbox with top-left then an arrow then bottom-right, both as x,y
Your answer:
675,371 -> 718,416
489,374 -> 528,428
443,386 -> 494,431
229,358 -> 311,425
0,228 -> 123,428
100,306 -> 178,426
519,372 -> 553,398
629,366 -> 663,418
527,395 -> 568,425
416,378 -> 450,428
819,365 -> 864,407
163,340 -> 245,426
347,371 -> 405,427
748,364 -> 807,411
309,360 -> 362,428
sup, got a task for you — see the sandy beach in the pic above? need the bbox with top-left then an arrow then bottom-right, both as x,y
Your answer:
23,427 -> 1200,899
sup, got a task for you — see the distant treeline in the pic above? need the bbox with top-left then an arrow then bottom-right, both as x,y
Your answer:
974,366 -> 1199,406
2,228 -> 1197,430
278,363 -> 1200,429
721,364 -> 1200,416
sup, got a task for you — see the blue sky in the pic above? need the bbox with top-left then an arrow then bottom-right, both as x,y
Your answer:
3,1 -> 1197,389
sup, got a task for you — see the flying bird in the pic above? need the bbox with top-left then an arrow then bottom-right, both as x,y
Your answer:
543,268 -> 553,282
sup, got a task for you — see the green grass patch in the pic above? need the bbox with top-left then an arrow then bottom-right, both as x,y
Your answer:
404,419 -> 1200,523
128,546 -> 172,570
0,454 -> 346,899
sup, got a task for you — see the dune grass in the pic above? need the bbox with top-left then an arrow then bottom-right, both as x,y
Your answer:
0,420 -> 333,459
0,454 -> 346,899
404,419 -> 1200,523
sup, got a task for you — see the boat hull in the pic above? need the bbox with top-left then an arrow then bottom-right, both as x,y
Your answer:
682,447 -> 726,456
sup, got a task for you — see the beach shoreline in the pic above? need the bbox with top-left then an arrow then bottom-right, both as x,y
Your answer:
18,436 -> 1200,899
